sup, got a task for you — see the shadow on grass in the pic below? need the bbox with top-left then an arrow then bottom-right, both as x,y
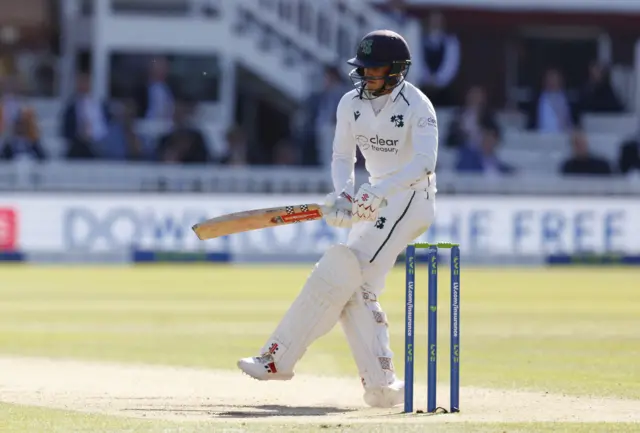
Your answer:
124,404 -> 356,418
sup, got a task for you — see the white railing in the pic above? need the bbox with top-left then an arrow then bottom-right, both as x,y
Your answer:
1,162 -> 639,195
389,0 -> 640,13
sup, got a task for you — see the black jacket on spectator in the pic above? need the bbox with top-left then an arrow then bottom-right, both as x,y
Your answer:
61,100 -> 112,159
580,68 -> 623,113
62,101 -> 112,140
561,156 -> 612,176
156,127 -> 210,163
580,83 -> 623,113
618,139 -> 640,174
1,138 -> 45,161
445,107 -> 497,148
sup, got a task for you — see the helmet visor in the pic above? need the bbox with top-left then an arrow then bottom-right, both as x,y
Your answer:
347,57 -> 394,69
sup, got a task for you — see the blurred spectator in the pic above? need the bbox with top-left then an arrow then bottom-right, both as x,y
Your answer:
61,71 -> 112,159
296,65 -> 346,167
456,119 -> 514,175
0,108 -> 45,161
135,57 -> 175,120
419,12 -> 460,107
0,76 -> 23,136
618,132 -> 640,176
528,68 -> 578,132
273,138 -> 297,165
220,125 -> 249,165
560,129 -> 612,176
98,100 -> 146,161
579,62 -> 623,113
445,86 -> 496,148
156,100 -> 209,164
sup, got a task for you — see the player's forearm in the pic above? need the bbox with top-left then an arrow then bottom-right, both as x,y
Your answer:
374,154 -> 435,197
331,156 -> 355,195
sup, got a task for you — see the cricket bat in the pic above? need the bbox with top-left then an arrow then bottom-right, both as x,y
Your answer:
192,203 -> 327,240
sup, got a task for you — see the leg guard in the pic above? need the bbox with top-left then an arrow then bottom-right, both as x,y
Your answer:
238,244 -> 362,380
339,287 -> 404,408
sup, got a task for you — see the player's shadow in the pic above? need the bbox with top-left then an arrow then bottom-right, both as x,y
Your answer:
217,404 -> 353,418
124,404 -> 353,418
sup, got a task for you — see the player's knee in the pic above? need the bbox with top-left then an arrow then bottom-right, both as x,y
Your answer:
344,241 -> 371,267
341,244 -> 385,294
312,244 -> 363,302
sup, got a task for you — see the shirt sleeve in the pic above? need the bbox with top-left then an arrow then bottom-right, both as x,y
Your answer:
331,94 -> 356,196
375,98 -> 438,197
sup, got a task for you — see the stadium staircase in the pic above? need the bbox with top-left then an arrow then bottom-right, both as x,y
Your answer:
224,0 -> 422,101
65,0 -> 421,103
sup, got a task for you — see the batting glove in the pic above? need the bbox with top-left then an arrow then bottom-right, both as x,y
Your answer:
323,191 -> 353,228
352,183 -> 385,223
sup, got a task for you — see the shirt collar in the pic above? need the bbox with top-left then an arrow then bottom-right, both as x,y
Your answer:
391,82 -> 409,105
391,82 -> 405,100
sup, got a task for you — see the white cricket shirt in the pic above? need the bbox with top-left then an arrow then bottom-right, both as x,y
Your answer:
331,81 -> 438,198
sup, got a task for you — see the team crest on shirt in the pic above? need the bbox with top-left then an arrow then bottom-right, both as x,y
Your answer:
390,114 -> 404,128
374,216 -> 386,229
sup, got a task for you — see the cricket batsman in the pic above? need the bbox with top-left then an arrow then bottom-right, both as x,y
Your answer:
238,29 -> 437,408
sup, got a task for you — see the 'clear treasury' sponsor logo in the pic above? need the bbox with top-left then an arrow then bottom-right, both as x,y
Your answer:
355,135 -> 399,154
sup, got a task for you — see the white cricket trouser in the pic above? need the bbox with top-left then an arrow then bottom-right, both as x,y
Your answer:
339,187 -> 435,389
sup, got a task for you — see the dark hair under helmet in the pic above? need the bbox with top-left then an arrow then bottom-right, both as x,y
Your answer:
347,30 -> 411,99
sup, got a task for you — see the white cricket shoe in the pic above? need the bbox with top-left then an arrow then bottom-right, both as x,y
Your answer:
237,354 -> 294,381
363,379 -> 404,408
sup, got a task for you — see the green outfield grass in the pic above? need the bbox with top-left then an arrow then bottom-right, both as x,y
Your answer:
1,264 -> 639,432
